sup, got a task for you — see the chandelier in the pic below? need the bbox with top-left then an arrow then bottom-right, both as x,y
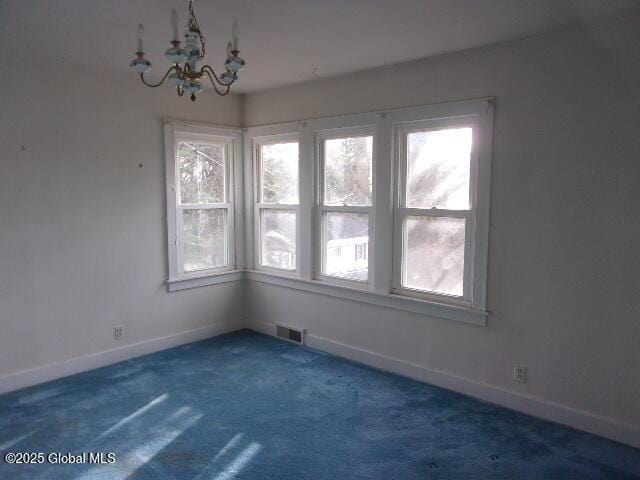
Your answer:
130,0 -> 245,101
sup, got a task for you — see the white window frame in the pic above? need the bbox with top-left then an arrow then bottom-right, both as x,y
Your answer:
390,101 -> 492,312
315,125 -> 376,288
164,120 -> 243,291
244,99 -> 493,326
252,132 -> 301,275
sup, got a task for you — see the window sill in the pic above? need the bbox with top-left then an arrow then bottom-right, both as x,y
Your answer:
167,270 -> 245,292
245,270 -> 487,326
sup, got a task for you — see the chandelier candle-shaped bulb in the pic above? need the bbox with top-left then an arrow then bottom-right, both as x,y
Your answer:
137,23 -> 144,52
232,20 -> 239,51
226,41 -> 232,58
171,9 -> 179,42
130,22 -> 151,73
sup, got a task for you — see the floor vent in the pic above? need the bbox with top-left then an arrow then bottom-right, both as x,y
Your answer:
276,324 -> 306,346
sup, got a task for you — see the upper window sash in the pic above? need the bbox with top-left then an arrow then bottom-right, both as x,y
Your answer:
398,119 -> 477,211
317,129 -> 374,207
174,131 -> 233,206
254,132 -> 300,206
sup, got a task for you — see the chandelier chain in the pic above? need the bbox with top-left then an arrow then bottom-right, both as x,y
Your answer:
188,0 -> 206,57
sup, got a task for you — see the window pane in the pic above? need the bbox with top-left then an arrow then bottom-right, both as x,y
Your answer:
324,136 -> 372,206
261,142 -> 299,204
407,127 -> 471,209
179,142 -> 225,204
182,209 -> 227,272
403,216 -> 465,296
261,210 -> 296,270
323,212 -> 369,281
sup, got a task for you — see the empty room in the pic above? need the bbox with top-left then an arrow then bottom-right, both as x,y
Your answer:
1,0 -> 639,478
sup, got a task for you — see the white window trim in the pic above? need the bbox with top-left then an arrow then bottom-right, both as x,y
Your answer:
244,269 -> 485,326
315,125 -> 376,288
388,101 -> 493,312
242,98 -> 492,325
164,119 -> 244,292
252,132 -> 301,275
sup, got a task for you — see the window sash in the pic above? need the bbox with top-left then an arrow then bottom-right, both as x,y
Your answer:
395,119 -> 477,210
392,118 -> 479,305
319,133 -> 374,208
315,127 -> 376,286
393,212 -> 473,304
165,122 -> 239,284
176,141 -> 228,205
253,134 -> 301,274
257,206 -> 298,273
175,136 -> 234,276
175,134 -> 234,204
177,206 -> 232,275
255,138 -> 300,205
317,207 -> 372,284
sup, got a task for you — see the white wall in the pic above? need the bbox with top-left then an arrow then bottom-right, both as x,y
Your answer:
0,53 -> 245,384
243,15 -> 640,433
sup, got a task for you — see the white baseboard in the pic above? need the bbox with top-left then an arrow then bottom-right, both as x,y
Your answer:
0,322 -> 241,395
250,319 -> 640,450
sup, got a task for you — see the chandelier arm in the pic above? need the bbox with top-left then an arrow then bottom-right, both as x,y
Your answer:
201,65 -> 223,85
139,66 -> 179,88
202,67 -> 232,96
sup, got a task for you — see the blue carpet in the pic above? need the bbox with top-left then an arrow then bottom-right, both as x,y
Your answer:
1,329 -> 638,479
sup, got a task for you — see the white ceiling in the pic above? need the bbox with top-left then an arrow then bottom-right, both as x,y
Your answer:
1,0 -> 639,93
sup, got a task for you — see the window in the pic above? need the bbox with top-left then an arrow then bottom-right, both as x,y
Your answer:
165,121 -> 241,289
317,129 -> 374,284
254,135 -> 299,271
393,118 -> 481,306
245,99 -> 492,324
178,141 -> 229,272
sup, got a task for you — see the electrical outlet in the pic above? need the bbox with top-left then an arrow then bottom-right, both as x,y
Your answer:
114,325 -> 125,341
513,364 -> 527,383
